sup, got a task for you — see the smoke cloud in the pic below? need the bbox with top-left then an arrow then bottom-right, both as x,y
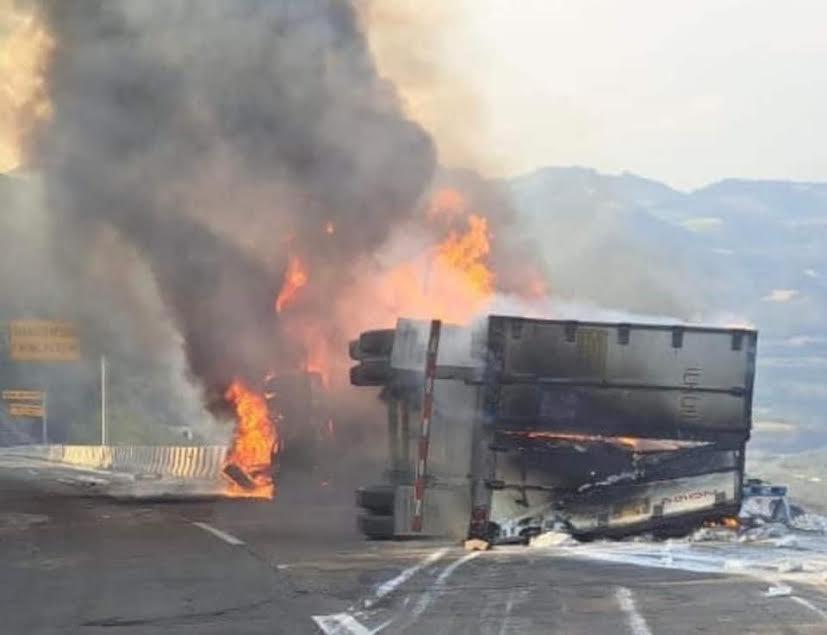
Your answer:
0,0 -> 561,453
34,0 -> 435,406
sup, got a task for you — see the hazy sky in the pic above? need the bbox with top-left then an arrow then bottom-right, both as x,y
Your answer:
368,0 -> 827,190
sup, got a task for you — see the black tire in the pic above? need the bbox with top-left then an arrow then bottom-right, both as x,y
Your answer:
358,329 -> 395,357
348,339 -> 362,361
357,511 -> 395,539
350,359 -> 391,386
356,485 -> 395,515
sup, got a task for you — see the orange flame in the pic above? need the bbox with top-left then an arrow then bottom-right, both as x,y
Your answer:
364,190 -> 496,325
223,379 -> 279,498
704,516 -> 740,530
435,213 -> 493,298
275,254 -> 308,313
506,431 -> 707,453
0,1 -> 53,172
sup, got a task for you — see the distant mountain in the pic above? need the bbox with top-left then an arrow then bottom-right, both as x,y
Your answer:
507,167 -> 827,452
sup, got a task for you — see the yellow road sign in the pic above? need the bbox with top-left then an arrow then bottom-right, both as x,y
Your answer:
8,403 -> 45,418
8,320 -> 80,361
1,390 -> 44,402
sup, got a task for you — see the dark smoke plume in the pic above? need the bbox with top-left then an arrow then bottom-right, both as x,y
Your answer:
36,0 -> 435,401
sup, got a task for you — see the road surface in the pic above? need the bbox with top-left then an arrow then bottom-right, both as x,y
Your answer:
1,458 -> 826,634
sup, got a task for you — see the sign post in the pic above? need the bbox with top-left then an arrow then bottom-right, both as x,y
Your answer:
5,320 -> 82,445
100,355 -> 107,446
42,390 -> 48,444
2,390 -> 47,442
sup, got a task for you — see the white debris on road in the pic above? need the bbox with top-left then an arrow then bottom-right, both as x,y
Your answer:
542,510 -> 827,586
765,584 -> 793,598
530,531 -> 577,548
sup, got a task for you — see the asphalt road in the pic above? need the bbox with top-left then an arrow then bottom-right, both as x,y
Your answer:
2,461 -> 827,634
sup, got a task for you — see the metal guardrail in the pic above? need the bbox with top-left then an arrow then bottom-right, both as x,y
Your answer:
1,444 -> 228,479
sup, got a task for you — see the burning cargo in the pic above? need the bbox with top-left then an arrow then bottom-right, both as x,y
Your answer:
350,315 -> 757,542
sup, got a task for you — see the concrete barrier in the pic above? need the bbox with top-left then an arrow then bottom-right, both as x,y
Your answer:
2,444 -> 228,480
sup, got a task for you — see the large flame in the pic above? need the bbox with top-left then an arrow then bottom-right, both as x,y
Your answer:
275,254 -> 308,313
223,379 -> 279,498
435,213 -> 493,298
0,1 -> 53,172
369,188 -> 496,325
274,192 -> 498,388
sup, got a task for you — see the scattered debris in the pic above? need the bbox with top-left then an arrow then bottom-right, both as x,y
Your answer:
690,527 -> 738,543
777,560 -> 803,574
530,531 -> 577,548
222,463 -> 257,491
789,513 -> 827,534
773,535 -> 800,549
739,524 -> 789,542
464,538 -> 490,552
723,559 -> 748,571
765,584 -> 793,598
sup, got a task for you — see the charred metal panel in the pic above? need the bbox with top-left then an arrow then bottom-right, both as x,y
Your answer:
490,435 -> 743,504
493,470 -> 741,538
564,471 -> 740,535
485,316 -> 757,442
489,316 -> 756,388
495,384 -> 748,441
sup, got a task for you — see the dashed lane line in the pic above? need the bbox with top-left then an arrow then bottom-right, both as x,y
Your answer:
191,521 -> 245,546
615,586 -> 654,635
498,587 -> 521,635
312,613 -> 373,635
364,547 -> 449,608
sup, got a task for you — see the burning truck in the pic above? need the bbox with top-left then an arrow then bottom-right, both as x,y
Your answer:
350,315 -> 757,542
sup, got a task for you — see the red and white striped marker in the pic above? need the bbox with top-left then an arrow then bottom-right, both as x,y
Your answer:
411,319 -> 441,532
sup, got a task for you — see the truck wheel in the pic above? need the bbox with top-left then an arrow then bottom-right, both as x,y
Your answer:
350,359 -> 391,386
357,511 -> 395,540
358,329 -> 395,357
356,485 -> 395,515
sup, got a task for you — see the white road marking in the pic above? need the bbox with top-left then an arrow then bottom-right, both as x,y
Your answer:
790,596 -> 827,621
191,521 -> 244,546
498,588 -> 520,635
615,586 -> 654,635
364,547 -> 449,608
313,547 -> 451,634
411,551 -> 481,618
312,613 -> 373,635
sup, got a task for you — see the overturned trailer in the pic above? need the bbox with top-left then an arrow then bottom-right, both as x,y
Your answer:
350,316 -> 757,542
